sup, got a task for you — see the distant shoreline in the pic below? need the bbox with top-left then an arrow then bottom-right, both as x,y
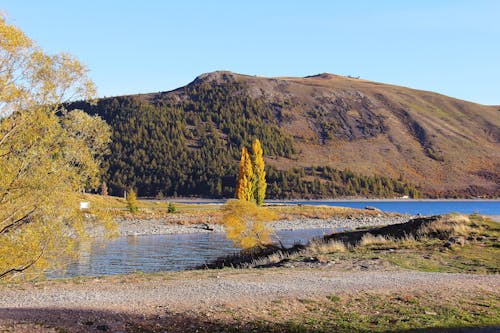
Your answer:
148,198 -> 500,203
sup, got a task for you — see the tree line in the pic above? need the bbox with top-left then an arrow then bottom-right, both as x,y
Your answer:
266,166 -> 420,199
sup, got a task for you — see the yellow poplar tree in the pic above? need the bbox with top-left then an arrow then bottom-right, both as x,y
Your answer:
226,140 -> 273,249
252,139 -> 266,206
235,147 -> 254,201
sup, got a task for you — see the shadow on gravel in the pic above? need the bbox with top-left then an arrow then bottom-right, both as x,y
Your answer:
0,307 -> 499,333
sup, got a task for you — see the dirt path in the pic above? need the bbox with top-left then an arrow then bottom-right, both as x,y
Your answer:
0,268 -> 498,332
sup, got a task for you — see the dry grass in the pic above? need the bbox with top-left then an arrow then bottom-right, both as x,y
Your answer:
79,193 -> 126,210
246,239 -> 347,267
307,239 -> 347,254
206,214 -> 499,274
167,212 -> 224,225
295,213 -> 496,257
272,205 -> 384,220
350,214 -> 483,250
358,234 -> 397,249
81,194 -> 394,227
417,214 -> 473,239
397,234 -> 422,248
250,251 -> 291,266
80,194 -> 224,224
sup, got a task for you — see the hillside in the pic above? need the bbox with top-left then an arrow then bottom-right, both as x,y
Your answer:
68,71 -> 500,198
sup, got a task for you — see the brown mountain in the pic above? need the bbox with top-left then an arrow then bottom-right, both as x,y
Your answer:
70,71 -> 500,198
179,71 -> 499,196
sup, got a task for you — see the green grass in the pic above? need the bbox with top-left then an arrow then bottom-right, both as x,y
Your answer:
126,291 -> 500,332
383,243 -> 500,274
238,293 -> 500,333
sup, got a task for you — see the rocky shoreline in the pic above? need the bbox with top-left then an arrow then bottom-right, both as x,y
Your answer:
88,214 -> 415,237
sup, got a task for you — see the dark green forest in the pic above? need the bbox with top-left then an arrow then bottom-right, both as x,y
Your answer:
67,77 -> 420,199
267,166 -> 419,199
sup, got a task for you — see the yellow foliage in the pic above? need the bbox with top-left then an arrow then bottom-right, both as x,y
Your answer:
241,236 -> 258,249
235,147 -> 253,201
0,17 -> 113,280
126,190 -> 139,213
223,200 -> 276,249
252,139 -> 266,206
236,139 -> 267,206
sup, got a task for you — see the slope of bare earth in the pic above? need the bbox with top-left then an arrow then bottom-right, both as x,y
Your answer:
0,267 -> 498,332
170,71 -> 500,196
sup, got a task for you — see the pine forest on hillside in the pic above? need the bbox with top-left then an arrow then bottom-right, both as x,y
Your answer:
69,78 -> 421,199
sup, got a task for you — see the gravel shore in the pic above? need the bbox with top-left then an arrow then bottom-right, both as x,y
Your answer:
0,270 -> 497,310
0,268 -> 498,332
490,215 -> 500,222
88,215 -> 415,237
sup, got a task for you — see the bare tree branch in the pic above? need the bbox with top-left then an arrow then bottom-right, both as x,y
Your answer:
0,248 -> 44,279
0,206 -> 36,234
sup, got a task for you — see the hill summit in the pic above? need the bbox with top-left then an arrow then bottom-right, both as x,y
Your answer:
68,71 -> 500,198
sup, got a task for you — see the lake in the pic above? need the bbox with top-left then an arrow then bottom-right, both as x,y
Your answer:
270,200 -> 500,216
174,199 -> 500,216
49,199 -> 499,278
48,228 -> 335,278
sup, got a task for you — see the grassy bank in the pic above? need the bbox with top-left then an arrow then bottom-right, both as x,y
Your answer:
79,193 -> 391,224
217,214 -> 499,274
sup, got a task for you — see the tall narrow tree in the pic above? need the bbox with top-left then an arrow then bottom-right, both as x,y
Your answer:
236,147 -> 253,201
226,141 -> 272,250
252,139 -> 267,206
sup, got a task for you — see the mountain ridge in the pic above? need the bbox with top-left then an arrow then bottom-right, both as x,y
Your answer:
129,71 -> 498,107
68,71 -> 500,198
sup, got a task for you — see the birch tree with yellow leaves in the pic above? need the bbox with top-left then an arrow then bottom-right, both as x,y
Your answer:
0,16 -> 113,279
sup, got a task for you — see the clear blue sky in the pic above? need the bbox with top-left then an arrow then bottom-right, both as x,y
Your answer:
2,1 -> 499,105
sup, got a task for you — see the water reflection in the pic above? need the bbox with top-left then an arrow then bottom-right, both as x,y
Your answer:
49,228 -> 335,278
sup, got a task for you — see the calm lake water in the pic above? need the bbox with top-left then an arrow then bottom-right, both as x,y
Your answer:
49,200 -> 499,278
48,228 -> 334,278
175,199 -> 500,216
270,200 -> 500,216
